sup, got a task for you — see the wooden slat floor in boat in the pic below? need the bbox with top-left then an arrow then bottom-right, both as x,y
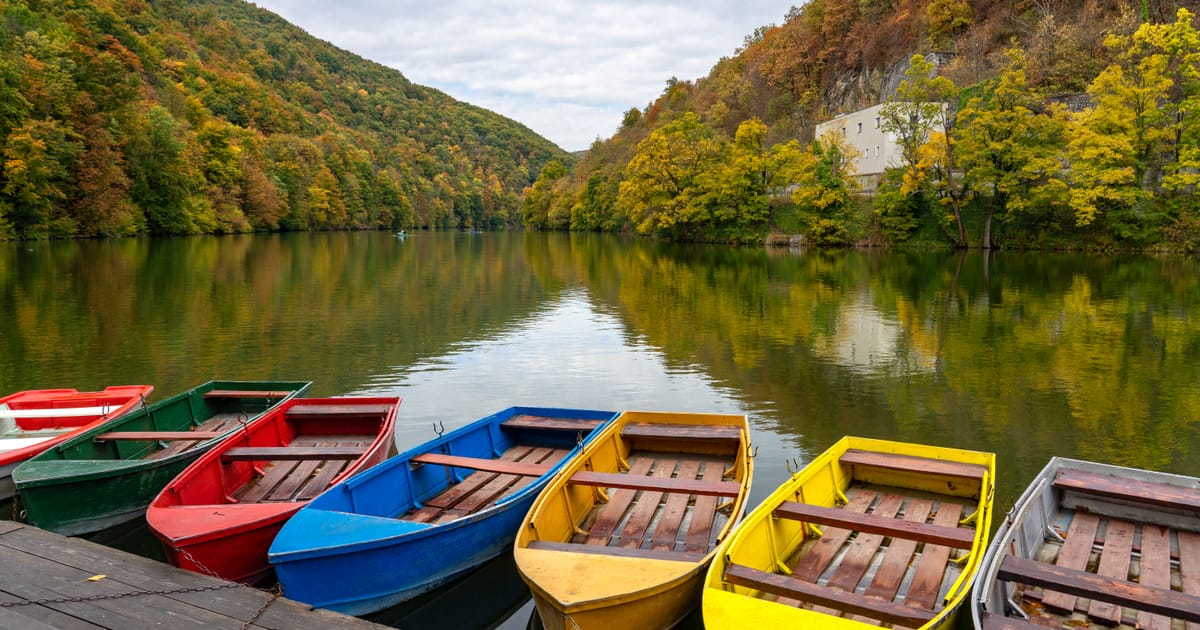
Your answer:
233,434 -> 367,503
400,445 -> 571,523
570,452 -> 735,557
771,484 -> 972,626
1011,507 -> 1200,629
143,413 -> 245,460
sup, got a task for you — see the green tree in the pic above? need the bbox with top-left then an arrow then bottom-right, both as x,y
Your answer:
128,106 -> 197,234
956,49 -> 1068,247
521,159 -> 568,229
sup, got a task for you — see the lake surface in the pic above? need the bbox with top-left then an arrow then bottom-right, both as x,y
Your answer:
4,231 -> 1200,628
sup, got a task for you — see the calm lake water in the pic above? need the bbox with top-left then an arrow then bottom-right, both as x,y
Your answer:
3,231 -> 1200,628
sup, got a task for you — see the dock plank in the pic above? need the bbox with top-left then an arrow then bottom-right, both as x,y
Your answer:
1040,511 -> 1100,612
1088,518 -> 1135,625
0,522 -> 381,629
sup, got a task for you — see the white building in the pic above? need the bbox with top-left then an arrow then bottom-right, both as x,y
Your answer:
813,103 -> 944,192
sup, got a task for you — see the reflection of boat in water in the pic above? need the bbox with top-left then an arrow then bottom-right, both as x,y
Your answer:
368,552 -> 532,630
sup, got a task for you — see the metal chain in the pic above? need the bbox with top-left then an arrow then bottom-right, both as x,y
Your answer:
0,582 -> 239,607
241,585 -> 282,630
176,546 -> 224,580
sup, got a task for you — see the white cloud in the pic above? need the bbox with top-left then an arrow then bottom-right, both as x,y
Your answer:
249,0 -> 785,150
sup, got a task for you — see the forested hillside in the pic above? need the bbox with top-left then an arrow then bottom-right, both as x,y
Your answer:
527,0 -> 1200,250
0,0 -> 565,239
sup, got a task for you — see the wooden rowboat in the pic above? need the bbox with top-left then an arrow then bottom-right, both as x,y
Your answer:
971,457 -> 1200,630
703,436 -> 994,630
12,381 -> 311,536
146,396 -> 399,584
0,385 -> 154,501
514,410 -> 754,630
269,406 -> 619,616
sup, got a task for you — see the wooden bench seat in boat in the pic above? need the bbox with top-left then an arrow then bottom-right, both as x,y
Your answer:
221,446 -> 368,461
1051,469 -> 1200,512
978,614 -> 1046,630
94,431 -> 226,441
620,422 -> 742,445
996,555 -> 1200,624
722,563 -> 938,626
408,453 -> 741,496
569,469 -> 741,497
526,540 -> 706,563
234,438 -> 366,503
772,500 -> 976,548
410,453 -> 553,477
499,415 -> 605,432
203,390 -> 295,399
284,404 -> 396,419
840,449 -> 988,481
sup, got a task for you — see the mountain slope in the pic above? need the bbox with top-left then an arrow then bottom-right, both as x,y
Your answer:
0,0 -> 566,238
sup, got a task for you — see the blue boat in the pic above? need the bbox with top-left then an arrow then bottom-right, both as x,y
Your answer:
268,406 -> 619,616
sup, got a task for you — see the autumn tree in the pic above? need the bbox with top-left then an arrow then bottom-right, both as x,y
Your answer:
956,49 -> 1068,247
618,112 -> 725,241
2,118 -> 82,238
880,54 -> 966,245
787,131 -> 862,246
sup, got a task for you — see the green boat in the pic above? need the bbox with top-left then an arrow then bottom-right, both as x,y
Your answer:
12,380 -> 311,536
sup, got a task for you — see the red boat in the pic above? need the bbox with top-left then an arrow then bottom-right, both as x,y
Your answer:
0,385 -> 155,500
146,396 -> 399,584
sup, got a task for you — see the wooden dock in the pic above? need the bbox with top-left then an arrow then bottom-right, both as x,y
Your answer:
0,520 -> 384,629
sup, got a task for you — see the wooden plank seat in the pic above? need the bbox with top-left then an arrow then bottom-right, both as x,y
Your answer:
996,555 -> 1200,624
620,422 -> 741,444
285,404 -> 395,418
527,540 -> 706,564
94,431 -> 226,441
221,446 -> 367,461
569,469 -> 741,497
840,449 -> 987,481
500,415 -> 605,432
773,500 -> 975,549
1052,469 -> 1200,513
410,453 -> 554,477
722,563 -> 938,626
979,614 -> 1046,630
203,390 -> 294,399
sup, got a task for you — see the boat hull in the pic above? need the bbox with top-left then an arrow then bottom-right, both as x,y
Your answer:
148,397 -> 399,584
703,436 -> 994,630
515,410 -> 754,630
13,381 -> 310,536
270,406 -> 619,615
971,457 -> 1200,629
0,385 -> 154,500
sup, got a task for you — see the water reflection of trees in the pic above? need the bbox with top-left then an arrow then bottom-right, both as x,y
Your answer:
561,241 -> 1200,489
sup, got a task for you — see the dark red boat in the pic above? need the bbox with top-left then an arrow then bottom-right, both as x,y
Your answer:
146,396 -> 399,584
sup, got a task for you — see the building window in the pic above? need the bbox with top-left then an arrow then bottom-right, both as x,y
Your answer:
874,117 -> 880,128
857,122 -> 863,134
875,146 -> 880,157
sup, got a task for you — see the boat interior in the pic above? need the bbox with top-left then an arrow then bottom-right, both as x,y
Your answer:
720,448 -> 988,628
526,419 -> 747,562
979,465 -> 1200,630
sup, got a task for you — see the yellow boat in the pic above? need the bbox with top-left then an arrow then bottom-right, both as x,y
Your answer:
514,410 -> 753,630
703,436 -> 994,629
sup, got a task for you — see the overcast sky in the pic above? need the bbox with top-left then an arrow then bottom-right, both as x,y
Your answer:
249,1 -> 788,151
